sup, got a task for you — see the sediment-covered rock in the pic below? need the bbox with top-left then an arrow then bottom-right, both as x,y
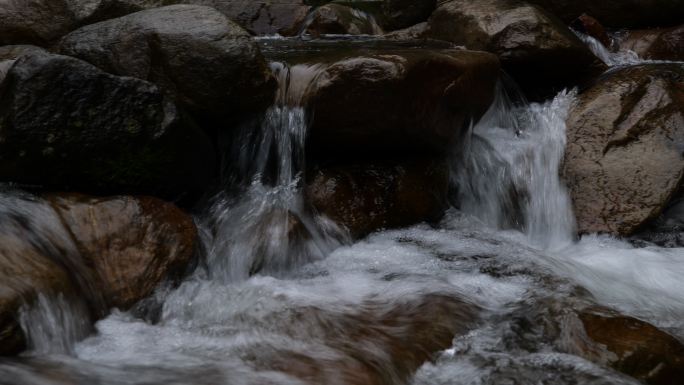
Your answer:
307,159 -> 449,238
305,49 -> 500,158
426,0 -> 606,98
60,5 -> 276,122
0,51 -> 214,201
304,4 -> 382,36
563,64 -> 684,235
621,26 -> 684,62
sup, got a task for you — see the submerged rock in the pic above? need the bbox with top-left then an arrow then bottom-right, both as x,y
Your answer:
0,51 -> 214,201
620,25 -> 684,62
60,5 -> 276,124
304,4 -> 383,36
526,0 -> 684,29
305,49 -> 499,158
563,64 -> 684,236
0,192 -> 197,355
426,0 -> 606,99
306,159 -> 449,238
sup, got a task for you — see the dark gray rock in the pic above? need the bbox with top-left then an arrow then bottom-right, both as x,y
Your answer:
0,52 -> 215,200
60,5 -> 276,124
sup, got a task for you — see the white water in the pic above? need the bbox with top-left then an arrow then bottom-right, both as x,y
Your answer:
2,57 -> 684,385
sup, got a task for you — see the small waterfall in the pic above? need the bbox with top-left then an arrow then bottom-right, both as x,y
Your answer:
453,81 -> 577,249
573,31 -> 641,66
201,63 -> 349,283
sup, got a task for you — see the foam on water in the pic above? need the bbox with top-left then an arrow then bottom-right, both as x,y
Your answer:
3,53 -> 684,385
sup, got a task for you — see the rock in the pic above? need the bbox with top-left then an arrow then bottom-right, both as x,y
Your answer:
306,159 -> 449,238
0,191 -> 197,355
67,0 -> 163,25
162,0 -> 312,36
526,0 -> 684,29
564,310 -> 684,385
305,49 -> 500,158
631,198 -> 684,247
381,0 -> 436,31
0,45 -> 48,85
426,0 -> 606,99
60,5 -> 276,123
621,26 -> 684,62
570,14 -> 612,48
47,194 -> 197,309
252,293 -> 479,385
383,22 -> 428,40
0,52 -> 215,201
563,64 -> 684,236
0,0 -> 75,46
304,4 -> 383,36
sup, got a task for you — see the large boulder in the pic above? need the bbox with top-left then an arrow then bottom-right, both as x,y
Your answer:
304,49 -> 500,159
0,51 -> 214,201
0,192 -> 197,355
561,310 -> 684,385
426,0 -> 606,99
306,159 -> 449,238
563,64 -> 684,235
526,0 -> 684,29
620,26 -> 684,62
304,4 -> 383,36
0,0 -> 75,46
60,5 -> 276,124
161,0 -> 313,36
381,0 -> 436,31
47,194 -> 197,309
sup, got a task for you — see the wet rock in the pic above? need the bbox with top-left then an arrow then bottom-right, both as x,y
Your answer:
621,26 -> 684,62
526,0 -> 684,29
381,0 -> 436,31
570,14 -> 612,48
68,0 -> 164,25
383,22 -> 428,40
631,198 -> 684,247
563,64 -> 684,236
0,192 -> 197,355
0,51 -> 214,201
60,5 -> 276,124
47,194 -> 197,309
565,310 -> 684,385
305,49 -> 499,158
426,0 -> 606,99
306,159 -> 449,238
254,293 -> 480,385
304,4 -> 383,36
162,0 -> 312,36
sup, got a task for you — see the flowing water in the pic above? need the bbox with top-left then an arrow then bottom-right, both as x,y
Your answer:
1,41 -> 684,385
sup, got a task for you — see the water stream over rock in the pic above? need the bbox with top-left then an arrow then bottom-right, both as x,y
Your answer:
1,38 -> 684,385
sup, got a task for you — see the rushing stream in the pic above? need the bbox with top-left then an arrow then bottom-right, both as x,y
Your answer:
1,38 -> 684,385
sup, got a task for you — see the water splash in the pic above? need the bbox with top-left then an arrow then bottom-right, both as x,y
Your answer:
453,83 -> 576,249
201,63 -> 349,282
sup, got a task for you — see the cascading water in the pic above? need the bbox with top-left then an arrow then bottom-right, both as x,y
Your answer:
453,80 -> 576,249
201,62 -> 348,282
2,43 -> 684,385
